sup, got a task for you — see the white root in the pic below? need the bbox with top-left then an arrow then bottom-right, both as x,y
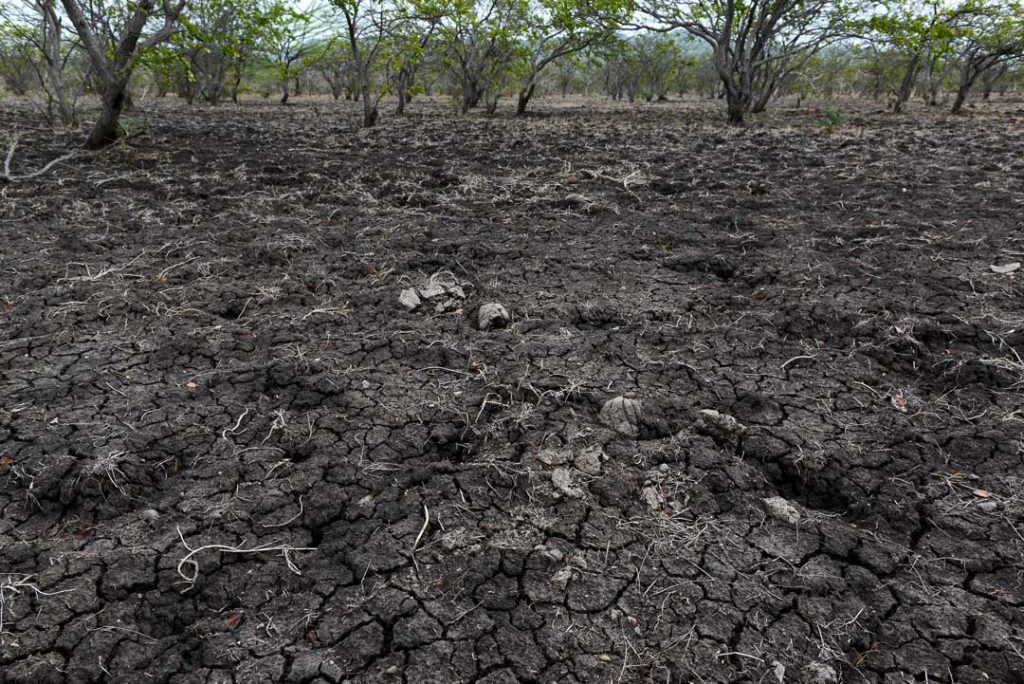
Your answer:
175,526 -> 316,591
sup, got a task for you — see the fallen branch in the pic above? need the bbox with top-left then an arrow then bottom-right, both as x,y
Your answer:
1,134 -> 75,183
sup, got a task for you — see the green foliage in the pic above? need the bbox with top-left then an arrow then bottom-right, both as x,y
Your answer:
144,0 -> 286,103
117,112 -> 151,138
815,107 -> 847,132
0,18 -> 40,95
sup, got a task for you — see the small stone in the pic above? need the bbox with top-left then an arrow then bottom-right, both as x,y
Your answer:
551,467 -> 584,498
478,302 -> 511,330
551,567 -> 573,588
140,509 -> 160,523
978,500 -> 998,513
600,396 -> 643,437
568,554 -> 588,569
990,262 -> 1021,274
696,409 -> 746,445
763,496 -> 801,525
418,282 -> 446,300
398,288 -> 421,311
536,545 -> 564,562
434,298 -> 460,314
574,448 -> 602,475
538,449 -> 570,466
803,662 -> 838,684
641,486 -> 664,511
440,529 -> 472,551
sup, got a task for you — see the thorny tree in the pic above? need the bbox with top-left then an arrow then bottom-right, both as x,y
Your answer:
60,0 -> 187,147
330,0 -> 390,126
512,0 -> 630,115
863,0 -> 975,113
947,0 -> 1024,114
383,5 -> 440,115
430,0 -> 529,115
158,0 -> 278,105
639,0 -> 847,123
263,5 -> 319,105
0,1 -> 82,125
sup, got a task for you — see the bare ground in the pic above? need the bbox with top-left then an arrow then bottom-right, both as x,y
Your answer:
1,96 -> 1023,683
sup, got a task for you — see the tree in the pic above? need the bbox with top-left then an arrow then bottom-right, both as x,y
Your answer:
155,0 -> 279,104
862,0 -> 967,113
513,0 -> 631,115
308,37 -> 360,99
947,0 -> 1023,113
0,15 -> 38,96
430,0 -> 529,114
60,0 -> 187,148
262,4 -> 318,104
601,40 -> 640,101
330,0 -> 390,126
633,32 -> 685,101
382,6 -> 440,115
0,1 -> 83,124
639,0 -> 849,123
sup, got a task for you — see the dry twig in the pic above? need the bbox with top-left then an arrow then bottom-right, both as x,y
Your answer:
1,134 -> 74,183
175,526 -> 316,592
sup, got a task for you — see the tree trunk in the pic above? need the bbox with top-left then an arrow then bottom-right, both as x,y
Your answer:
86,83 -> 127,149
460,80 -> 476,114
951,63 -> 978,114
724,84 -> 748,125
727,102 -> 744,124
750,83 -> 774,114
516,81 -> 535,116
951,87 -> 968,114
395,70 -> 408,115
280,84 -> 289,105
361,84 -> 377,126
893,55 -> 920,114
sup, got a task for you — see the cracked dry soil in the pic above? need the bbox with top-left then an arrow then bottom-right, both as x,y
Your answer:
1,98 -> 1023,684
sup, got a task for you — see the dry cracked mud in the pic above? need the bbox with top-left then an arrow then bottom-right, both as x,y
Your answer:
1,97 -> 1023,683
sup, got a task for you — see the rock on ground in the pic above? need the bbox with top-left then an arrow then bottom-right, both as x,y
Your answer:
599,396 -> 643,437
478,302 -> 511,330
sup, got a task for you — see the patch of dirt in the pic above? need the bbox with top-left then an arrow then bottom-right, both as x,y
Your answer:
1,96 -> 1023,683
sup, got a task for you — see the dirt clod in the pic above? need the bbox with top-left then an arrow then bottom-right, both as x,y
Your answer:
763,496 -> 801,525
574,448 -> 602,475
695,408 -> 746,446
399,288 -> 422,311
477,302 -> 511,330
600,396 -> 643,437
803,662 -> 839,684
551,467 -> 584,498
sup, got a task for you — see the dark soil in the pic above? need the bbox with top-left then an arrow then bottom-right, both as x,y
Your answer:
2,96 -> 1023,684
